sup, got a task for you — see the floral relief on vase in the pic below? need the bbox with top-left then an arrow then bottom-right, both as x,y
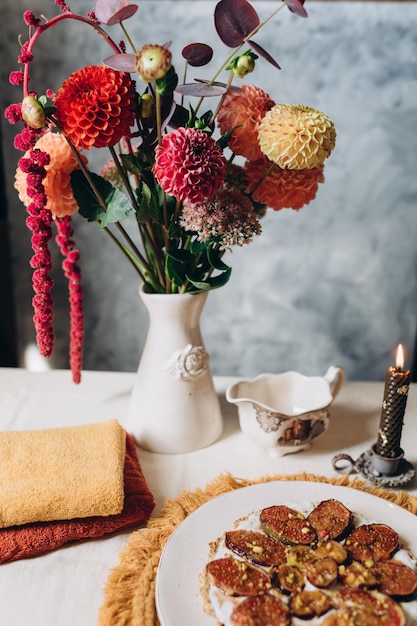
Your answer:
164,344 -> 210,381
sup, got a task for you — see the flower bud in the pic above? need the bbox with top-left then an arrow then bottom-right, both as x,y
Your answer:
135,44 -> 172,83
21,96 -> 46,129
233,53 -> 256,78
139,93 -> 154,119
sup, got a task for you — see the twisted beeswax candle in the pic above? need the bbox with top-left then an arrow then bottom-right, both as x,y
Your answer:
375,344 -> 410,458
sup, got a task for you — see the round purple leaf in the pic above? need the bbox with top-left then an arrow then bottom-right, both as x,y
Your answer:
182,43 -> 214,67
214,0 -> 259,48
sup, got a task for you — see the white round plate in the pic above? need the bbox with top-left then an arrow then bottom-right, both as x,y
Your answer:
155,481 -> 417,626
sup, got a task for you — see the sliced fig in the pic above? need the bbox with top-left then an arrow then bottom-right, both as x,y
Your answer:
307,499 -> 353,541
273,563 -> 305,594
206,557 -> 271,596
315,539 -> 348,564
338,561 -> 379,589
345,524 -> 399,563
321,613 -> 355,626
225,530 -> 287,567
289,589 -> 332,619
286,544 -> 316,569
306,557 -> 338,588
260,505 -> 316,545
231,594 -> 291,626
340,587 -> 405,626
372,559 -> 417,597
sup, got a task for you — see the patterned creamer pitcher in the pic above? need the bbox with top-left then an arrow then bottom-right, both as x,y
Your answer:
226,366 -> 344,456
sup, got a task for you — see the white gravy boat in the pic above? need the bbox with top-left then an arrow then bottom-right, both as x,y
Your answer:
226,366 -> 345,456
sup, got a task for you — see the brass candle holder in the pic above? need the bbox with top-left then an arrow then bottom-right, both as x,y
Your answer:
332,344 -> 415,487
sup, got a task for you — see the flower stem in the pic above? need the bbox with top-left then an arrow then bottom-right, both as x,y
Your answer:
22,12 -> 122,97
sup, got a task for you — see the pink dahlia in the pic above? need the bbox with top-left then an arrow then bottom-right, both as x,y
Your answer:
180,184 -> 261,249
54,65 -> 137,150
245,157 -> 325,211
153,127 -> 227,203
217,85 -> 275,161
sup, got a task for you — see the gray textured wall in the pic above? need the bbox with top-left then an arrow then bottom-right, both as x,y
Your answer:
1,1 -> 417,381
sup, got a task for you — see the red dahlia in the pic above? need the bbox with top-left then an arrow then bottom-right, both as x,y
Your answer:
54,65 -> 137,150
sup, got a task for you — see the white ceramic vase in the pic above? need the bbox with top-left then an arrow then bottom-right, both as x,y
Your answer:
126,285 -> 223,453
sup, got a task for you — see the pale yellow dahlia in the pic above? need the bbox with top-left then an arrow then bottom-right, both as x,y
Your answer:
258,104 -> 336,170
14,131 -> 88,217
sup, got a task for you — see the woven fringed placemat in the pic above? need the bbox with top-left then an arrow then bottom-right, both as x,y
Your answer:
97,472 -> 417,626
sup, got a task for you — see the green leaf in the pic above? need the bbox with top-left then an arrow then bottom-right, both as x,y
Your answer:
207,247 -> 230,271
120,153 -> 143,175
187,266 -> 232,291
156,66 -> 178,96
167,248 -> 195,264
71,171 -> 111,222
71,170 -> 133,227
189,238 -> 208,255
168,220 -> 183,239
165,248 -> 197,288
136,183 -> 152,222
216,127 -> 238,150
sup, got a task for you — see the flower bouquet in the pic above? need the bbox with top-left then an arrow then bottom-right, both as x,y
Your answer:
5,0 -> 336,384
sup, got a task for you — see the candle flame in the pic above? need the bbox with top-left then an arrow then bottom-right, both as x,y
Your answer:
396,343 -> 405,369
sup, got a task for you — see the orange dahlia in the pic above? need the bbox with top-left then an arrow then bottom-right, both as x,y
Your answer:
258,104 -> 336,170
14,131 -> 88,217
245,157 -> 325,211
217,84 -> 275,161
54,65 -> 137,150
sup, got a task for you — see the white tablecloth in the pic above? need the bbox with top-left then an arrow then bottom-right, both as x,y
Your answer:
0,368 -> 416,626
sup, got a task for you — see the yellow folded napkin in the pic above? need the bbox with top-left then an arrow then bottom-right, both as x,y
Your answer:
0,419 -> 126,527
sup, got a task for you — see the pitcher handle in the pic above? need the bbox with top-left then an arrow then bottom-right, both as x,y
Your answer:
324,365 -> 345,400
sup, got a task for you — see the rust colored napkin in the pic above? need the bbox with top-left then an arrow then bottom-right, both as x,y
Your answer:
0,433 -> 155,563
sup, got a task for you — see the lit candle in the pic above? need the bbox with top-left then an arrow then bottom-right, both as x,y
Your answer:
375,344 -> 411,458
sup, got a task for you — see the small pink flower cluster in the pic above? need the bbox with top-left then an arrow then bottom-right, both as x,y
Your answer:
180,183 -> 262,249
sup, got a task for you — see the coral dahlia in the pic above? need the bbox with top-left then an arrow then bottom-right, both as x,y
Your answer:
217,84 -> 275,161
54,65 -> 137,150
153,127 -> 227,203
245,157 -> 325,211
15,132 -> 88,217
258,104 -> 336,170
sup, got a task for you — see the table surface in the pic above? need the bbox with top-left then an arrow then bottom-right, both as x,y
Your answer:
1,367 -> 416,626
